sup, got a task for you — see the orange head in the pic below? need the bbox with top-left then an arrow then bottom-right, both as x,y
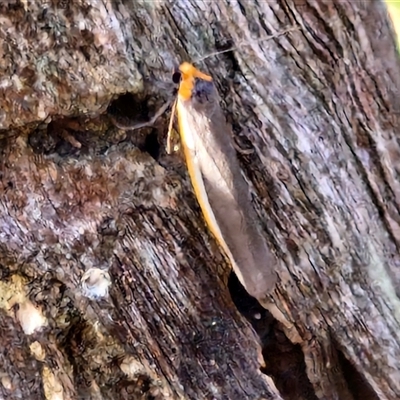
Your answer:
177,62 -> 212,101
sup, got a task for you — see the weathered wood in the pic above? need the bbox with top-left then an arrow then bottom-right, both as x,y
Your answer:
0,0 -> 400,399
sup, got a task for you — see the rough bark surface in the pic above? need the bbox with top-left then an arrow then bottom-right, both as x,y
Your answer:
0,0 -> 399,399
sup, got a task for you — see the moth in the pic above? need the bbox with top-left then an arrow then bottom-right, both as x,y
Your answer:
110,27 -> 300,297
172,62 -> 278,299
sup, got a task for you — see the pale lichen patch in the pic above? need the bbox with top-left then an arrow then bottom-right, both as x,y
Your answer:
120,355 -> 145,378
17,300 -> 48,336
42,366 -> 64,400
80,268 -> 111,299
0,275 -> 47,335
0,373 -> 12,391
30,341 -> 46,362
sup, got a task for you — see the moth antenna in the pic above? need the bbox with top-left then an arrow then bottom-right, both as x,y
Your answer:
169,26 -> 298,153
147,99 -> 173,126
195,25 -> 300,63
110,97 -> 172,131
166,98 -> 178,155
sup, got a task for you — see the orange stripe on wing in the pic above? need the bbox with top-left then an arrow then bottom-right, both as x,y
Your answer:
176,64 -> 237,267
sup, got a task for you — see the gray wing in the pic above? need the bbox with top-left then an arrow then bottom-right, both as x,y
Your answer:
184,80 -> 278,298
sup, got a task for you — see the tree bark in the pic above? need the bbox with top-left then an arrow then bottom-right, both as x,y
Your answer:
0,0 -> 399,399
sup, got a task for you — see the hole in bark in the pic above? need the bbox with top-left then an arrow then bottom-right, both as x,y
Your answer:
28,125 -> 57,155
228,271 -> 317,400
140,131 -> 160,160
107,93 -> 150,126
29,118 -> 92,157
107,93 -> 162,160
228,270 -> 273,336
335,345 -> 380,400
